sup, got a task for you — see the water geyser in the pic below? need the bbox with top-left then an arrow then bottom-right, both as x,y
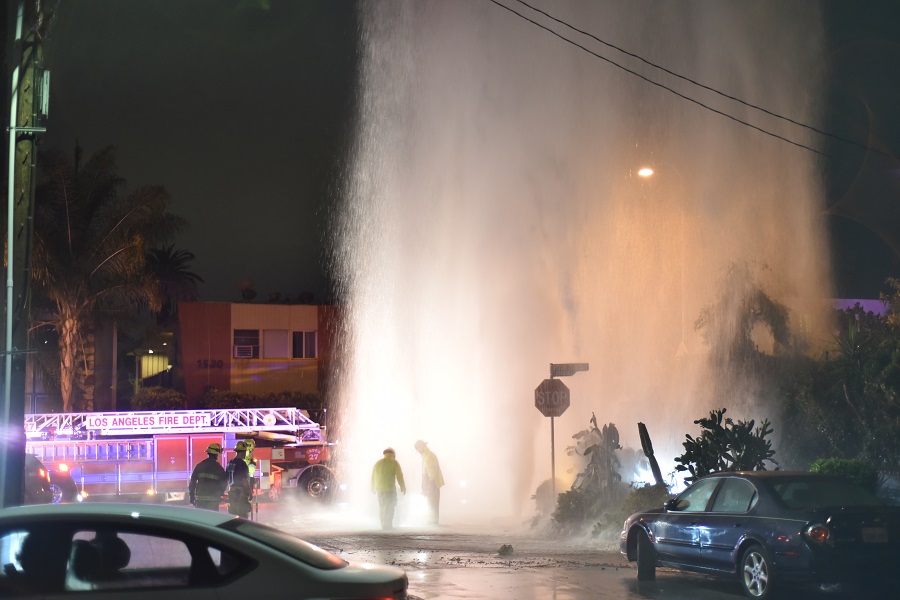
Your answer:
332,0 -> 833,527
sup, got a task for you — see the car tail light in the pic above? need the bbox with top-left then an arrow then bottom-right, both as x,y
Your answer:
804,524 -> 831,544
38,468 -> 50,482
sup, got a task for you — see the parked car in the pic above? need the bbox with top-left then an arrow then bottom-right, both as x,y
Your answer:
0,502 -> 408,598
620,471 -> 900,598
23,455 -> 53,505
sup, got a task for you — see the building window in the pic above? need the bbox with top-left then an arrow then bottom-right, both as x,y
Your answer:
292,331 -> 317,359
233,329 -> 259,358
263,330 -> 290,359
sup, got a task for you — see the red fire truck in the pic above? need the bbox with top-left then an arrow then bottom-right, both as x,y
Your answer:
24,407 -> 338,504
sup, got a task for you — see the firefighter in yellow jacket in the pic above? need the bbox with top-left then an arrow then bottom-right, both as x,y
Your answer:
371,447 -> 406,530
414,440 -> 445,524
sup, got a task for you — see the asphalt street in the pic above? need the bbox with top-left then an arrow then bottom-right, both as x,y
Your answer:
242,500 -> 871,600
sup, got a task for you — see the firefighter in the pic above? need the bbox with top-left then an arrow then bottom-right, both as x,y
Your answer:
371,447 -> 406,530
242,438 -> 257,476
414,440 -> 445,525
189,442 -> 228,511
242,438 -> 259,517
226,441 -> 253,518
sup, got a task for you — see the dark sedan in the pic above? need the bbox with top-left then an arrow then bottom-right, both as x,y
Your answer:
620,471 -> 900,598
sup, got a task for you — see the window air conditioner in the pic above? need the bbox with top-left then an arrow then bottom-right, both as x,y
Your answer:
234,345 -> 255,358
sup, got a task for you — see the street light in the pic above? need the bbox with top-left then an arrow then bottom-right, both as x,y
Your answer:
639,166 -> 688,358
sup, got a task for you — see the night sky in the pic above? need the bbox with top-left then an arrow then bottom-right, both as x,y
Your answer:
42,0 -> 359,303
38,0 -> 900,302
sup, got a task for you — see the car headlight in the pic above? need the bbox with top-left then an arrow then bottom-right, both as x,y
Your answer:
803,524 -> 831,544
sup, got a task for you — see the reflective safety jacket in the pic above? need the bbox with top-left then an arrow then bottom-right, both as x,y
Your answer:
226,456 -> 252,501
189,456 -> 227,504
371,456 -> 406,493
420,447 -> 445,488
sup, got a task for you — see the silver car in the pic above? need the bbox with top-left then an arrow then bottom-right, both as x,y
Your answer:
0,503 -> 408,598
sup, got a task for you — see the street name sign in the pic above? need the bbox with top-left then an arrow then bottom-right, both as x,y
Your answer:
550,362 -> 589,378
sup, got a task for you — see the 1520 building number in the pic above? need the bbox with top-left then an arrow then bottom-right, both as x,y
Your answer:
196,359 -> 224,369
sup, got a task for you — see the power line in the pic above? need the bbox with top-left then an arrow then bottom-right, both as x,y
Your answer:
510,0 -> 879,158
485,0 -> 881,159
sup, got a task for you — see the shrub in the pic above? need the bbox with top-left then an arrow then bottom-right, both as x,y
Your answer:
810,457 -> 878,493
674,408 -> 777,485
619,483 -> 671,517
200,389 -> 326,423
131,387 -> 185,411
551,488 -> 590,532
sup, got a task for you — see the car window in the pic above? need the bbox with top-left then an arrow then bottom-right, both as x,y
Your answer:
65,527 -> 245,591
771,477 -> 884,509
0,525 -> 72,595
673,477 -> 720,512
711,478 -> 758,513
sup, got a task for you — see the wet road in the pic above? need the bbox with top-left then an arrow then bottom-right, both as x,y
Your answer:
250,501 -> 839,600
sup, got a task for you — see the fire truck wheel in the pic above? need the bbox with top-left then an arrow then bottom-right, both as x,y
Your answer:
297,468 -> 334,502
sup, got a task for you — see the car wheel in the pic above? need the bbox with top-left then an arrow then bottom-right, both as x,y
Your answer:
740,544 -> 773,598
49,483 -> 64,504
49,475 -> 78,504
636,529 -> 656,581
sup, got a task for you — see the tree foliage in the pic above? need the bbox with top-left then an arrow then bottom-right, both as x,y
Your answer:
809,457 -> 878,494
31,146 -> 186,411
553,415 -> 624,530
781,295 -> 900,471
145,244 -> 204,322
674,408 -> 777,485
695,261 -> 793,368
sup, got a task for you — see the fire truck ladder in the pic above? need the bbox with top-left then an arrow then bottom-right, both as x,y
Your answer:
24,407 -> 323,440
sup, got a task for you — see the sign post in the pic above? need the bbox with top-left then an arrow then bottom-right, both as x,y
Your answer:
535,363 -> 588,499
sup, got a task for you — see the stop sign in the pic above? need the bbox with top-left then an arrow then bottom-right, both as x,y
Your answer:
534,378 -> 570,417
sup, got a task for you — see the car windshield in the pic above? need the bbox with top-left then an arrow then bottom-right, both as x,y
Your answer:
770,477 -> 884,509
221,519 -> 347,570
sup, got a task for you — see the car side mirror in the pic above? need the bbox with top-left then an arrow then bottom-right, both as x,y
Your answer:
664,498 -> 678,511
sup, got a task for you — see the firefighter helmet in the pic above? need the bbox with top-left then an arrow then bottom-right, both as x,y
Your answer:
243,439 -> 255,452
205,443 -> 222,455
235,441 -> 249,452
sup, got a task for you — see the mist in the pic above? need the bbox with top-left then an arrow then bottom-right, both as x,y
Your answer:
331,0 -> 833,527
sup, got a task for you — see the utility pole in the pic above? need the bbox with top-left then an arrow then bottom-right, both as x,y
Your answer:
2,0 -> 49,508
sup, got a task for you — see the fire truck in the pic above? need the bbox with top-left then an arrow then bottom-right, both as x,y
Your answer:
24,407 -> 337,504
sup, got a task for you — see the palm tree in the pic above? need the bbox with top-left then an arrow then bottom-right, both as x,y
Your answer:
145,244 -> 204,322
31,146 -> 186,412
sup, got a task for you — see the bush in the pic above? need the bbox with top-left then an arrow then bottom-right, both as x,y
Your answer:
551,488 -> 591,532
202,389 -> 321,409
200,389 -> 326,423
810,457 -> 878,493
131,387 -> 185,411
619,483 -> 671,517
674,408 -> 777,485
